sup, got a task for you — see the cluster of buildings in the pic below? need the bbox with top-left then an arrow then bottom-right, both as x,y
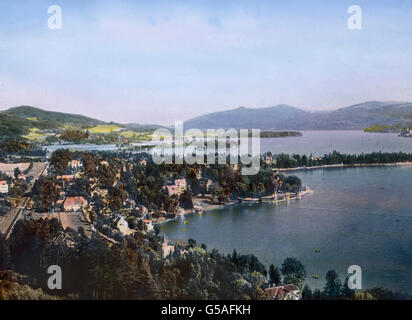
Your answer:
162,178 -> 187,196
265,284 -> 301,300
36,155 -> 220,251
0,162 -> 30,177
162,176 -> 214,197
0,162 -> 33,195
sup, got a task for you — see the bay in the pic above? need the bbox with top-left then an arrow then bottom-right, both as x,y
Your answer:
162,166 -> 412,294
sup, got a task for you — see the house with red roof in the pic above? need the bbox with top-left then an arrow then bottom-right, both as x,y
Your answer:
63,196 -> 87,212
265,284 -> 301,300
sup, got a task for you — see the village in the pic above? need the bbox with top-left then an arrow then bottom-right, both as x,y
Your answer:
0,150 -> 309,264
0,148 -> 317,301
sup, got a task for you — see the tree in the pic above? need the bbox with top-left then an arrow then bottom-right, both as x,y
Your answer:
60,129 -> 87,143
323,270 -> 342,299
302,285 -> 313,300
269,264 -> 281,286
312,288 -> 322,299
188,238 -> 197,248
0,234 -> 11,270
281,257 -> 306,289
50,149 -> 74,173
14,167 -> 21,179
179,190 -> 193,209
281,257 -> 306,279
341,276 -> 355,299
285,175 -> 302,193
153,224 -> 161,236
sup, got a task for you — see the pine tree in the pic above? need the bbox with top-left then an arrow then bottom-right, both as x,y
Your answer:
269,264 -> 281,286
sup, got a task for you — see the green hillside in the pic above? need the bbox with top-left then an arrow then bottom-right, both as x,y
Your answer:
4,106 -> 105,126
0,113 -> 33,136
0,106 -> 107,137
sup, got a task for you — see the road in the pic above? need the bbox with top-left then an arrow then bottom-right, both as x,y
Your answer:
0,162 -> 47,239
0,197 -> 28,239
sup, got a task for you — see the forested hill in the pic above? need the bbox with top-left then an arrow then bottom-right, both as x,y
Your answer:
4,106 -> 105,125
0,106 -> 107,136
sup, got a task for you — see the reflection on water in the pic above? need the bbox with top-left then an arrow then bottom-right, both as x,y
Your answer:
162,166 -> 412,293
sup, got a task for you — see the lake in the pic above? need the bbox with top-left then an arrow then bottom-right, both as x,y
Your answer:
161,166 -> 412,294
260,130 -> 412,156
44,131 -> 412,156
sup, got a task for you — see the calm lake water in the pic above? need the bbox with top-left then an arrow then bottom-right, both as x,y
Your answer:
260,130 -> 412,156
45,131 -> 412,156
162,166 -> 412,294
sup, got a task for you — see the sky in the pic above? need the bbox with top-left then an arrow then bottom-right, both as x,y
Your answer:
0,0 -> 412,125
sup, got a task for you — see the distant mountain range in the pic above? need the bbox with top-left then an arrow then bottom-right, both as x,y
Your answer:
183,101 -> 412,130
2,101 -> 412,137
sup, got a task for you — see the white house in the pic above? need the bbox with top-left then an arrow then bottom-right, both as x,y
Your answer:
0,180 -> 8,194
68,159 -> 82,170
115,216 -> 134,236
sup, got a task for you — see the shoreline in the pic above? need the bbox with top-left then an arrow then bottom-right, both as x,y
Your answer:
156,190 -> 313,225
274,161 -> 412,172
157,161 -> 412,227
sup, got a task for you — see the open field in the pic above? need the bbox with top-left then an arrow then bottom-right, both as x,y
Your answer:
23,128 -> 55,141
88,124 -> 123,133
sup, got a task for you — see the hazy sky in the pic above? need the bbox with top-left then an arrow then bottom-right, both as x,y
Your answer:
1,0 -> 412,125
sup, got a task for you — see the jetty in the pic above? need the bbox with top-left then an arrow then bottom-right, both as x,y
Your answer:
239,187 -> 313,205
